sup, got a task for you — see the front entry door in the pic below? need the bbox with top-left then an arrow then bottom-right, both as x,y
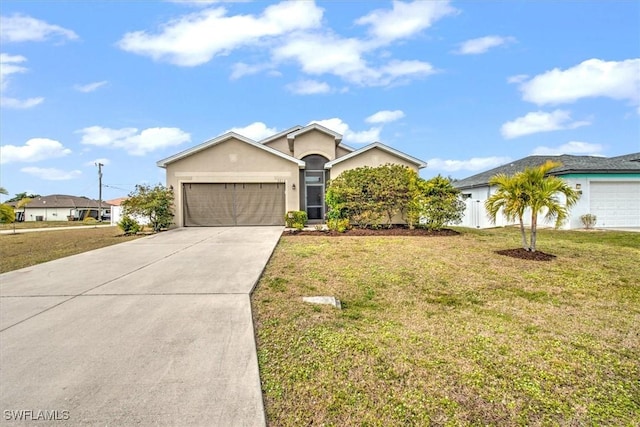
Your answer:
305,171 -> 325,220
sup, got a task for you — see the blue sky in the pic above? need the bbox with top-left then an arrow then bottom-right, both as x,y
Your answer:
1,0 -> 638,202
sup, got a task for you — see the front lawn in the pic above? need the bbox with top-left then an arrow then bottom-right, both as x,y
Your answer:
0,226 -> 141,273
252,227 -> 640,426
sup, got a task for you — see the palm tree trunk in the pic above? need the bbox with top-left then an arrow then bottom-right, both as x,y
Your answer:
518,216 -> 528,249
530,211 -> 538,252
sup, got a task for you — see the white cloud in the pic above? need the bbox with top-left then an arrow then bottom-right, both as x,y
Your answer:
366,110 -> 405,124
273,33 -> 372,83
500,110 -> 590,139
518,58 -> 640,110
531,141 -> 604,156
230,62 -> 272,80
74,81 -> 108,93
274,34 -> 435,87
0,53 -> 27,90
118,1 -> 323,66
507,74 -> 529,84
21,167 -> 82,181
0,14 -> 78,43
78,126 -> 191,155
356,0 -> 457,44
85,158 -> 111,167
310,118 -> 381,144
0,53 -> 44,109
1,96 -> 44,109
428,156 -> 512,172
227,122 -> 277,140
454,35 -> 515,55
286,79 -> 331,95
0,138 -> 71,164
380,60 -> 436,81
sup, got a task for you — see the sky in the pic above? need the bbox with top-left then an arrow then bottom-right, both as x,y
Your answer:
1,0 -> 639,202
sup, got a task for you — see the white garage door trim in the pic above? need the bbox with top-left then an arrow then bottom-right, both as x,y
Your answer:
183,183 -> 285,226
589,181 -> 640,228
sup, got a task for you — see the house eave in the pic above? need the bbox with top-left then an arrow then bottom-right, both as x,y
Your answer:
157,131 -> 305,168
324,142 -> 427,169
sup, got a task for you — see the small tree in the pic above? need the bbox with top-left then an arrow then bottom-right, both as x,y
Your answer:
0,186 -> 14,224
486,173 -> 529,249
122,184 -> 174,232
485,161 -> 580,252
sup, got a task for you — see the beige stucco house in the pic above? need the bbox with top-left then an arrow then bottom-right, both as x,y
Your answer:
157,123 -> 426,227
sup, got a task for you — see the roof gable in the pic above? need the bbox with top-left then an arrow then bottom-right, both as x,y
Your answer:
259,125 -> 303,145
287,123 -> 342,144
157,132 -> 305,168
325,142 -> 427,169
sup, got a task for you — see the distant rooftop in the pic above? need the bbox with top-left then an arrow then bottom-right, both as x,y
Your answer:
454,153 -> 640,189
7,194 -> 112,209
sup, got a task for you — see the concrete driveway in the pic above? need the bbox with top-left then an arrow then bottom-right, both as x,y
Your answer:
0,227 -> 282,426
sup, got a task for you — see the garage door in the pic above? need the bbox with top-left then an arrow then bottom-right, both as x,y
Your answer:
183,183 -> 285,226
590,181 -> 640,227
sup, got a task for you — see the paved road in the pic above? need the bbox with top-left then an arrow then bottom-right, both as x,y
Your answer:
0,227 -> 283,426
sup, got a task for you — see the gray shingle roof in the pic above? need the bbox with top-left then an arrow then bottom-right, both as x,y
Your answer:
454,153 -> 640,190
9,194 -> 113,209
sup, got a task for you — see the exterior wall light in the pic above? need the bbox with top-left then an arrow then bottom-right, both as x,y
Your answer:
292,183 -> 296,190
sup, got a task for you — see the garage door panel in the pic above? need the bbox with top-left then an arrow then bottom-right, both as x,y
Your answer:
589,182 -> 640,228
183,183 -> 284,227
184,183 -> 235,226
235,183 -> 285,226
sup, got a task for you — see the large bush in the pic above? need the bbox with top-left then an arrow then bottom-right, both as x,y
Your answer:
326,164 -> 415,228
122,184 -> 174,232
325,165 -> 464,230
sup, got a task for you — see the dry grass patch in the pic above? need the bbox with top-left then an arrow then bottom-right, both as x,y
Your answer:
0,226 -> 141,273
252,228 -> 640,426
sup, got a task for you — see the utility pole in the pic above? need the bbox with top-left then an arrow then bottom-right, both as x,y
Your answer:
96,162 -> 104,222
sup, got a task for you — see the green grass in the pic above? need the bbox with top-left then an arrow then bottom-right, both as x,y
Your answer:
0,226 -> 141,273
252,227 -> 640,426
0,220 -> 108,230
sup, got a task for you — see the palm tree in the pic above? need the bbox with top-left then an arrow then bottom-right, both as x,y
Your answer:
485,161 -> 580,252
520,161 -> 580,251
485,173 -> 530,250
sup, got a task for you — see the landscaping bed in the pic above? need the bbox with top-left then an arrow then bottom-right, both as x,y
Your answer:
285,226 -> 460,237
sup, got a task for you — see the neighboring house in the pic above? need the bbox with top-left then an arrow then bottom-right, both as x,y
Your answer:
454,153 -> 640,229
108,197 -> 149,226
8,195 -> 112,222
157,123 -> 427,227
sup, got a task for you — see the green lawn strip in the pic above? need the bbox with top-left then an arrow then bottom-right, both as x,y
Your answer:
0,226 -> 142,273
252,228 -> 640,426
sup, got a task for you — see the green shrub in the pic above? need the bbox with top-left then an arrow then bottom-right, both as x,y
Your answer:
118,215 -> 141,235
285,211 -> 307,230
580,213 -> 597,229
327,218 -> 350,233
83,217 -> 98,225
